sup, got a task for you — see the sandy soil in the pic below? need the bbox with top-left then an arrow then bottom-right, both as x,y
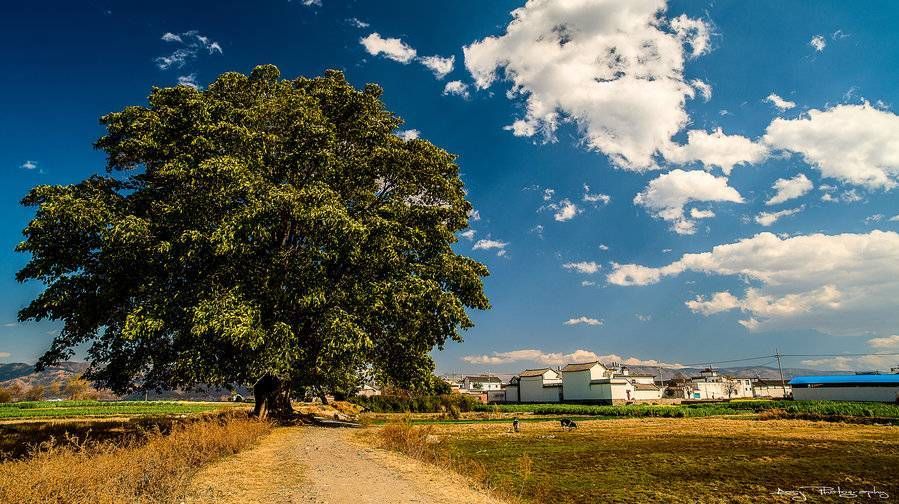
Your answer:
188,426 -> 504,504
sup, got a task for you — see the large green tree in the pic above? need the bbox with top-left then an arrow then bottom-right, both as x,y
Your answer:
17,65 -> 489,418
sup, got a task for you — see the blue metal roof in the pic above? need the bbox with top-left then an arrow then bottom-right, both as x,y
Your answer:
789,374 -> 899,385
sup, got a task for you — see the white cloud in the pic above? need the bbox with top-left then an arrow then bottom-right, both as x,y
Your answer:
301,0 -> 322,6
636,314 -> 652,322
809,35 -> 827,52
598,244 -> 609,251
20,160 -> 37,170
662,128 -> 768,175
396,129 -> 420,141
690,208 -> 715,219
564,316 -> 603,326
766,173 -> 813,206
800,355 -> 895,372
459,229 -> 476,240
563,261 -> 600,274
462,348 -> 682,368
608,230 -> 899,335
473,238 -> 508,256
420,55 -> 455,79
552,199 -> 579,221
868,335 -> 899,348
755,206 -> 804,227
765,93 -> 796,111
347,18 -> 370,29
463,0 -> 711,170
890,215 -> 899,222
691,79 -> 712,102
581,280 -> 596,287
582,184 -> 611,205
865,214 -> 884,225
443,80 -> 470,99
0,352 -> 10,359
542,188 -> 555,201
634,169 -> 743,234
177,74 -> 199,89
360,33 -> 417,63
467,208 -> 480,221
156,30 -> 222,70
763,102 -> 899,189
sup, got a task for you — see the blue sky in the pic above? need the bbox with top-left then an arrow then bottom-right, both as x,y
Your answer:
1,1 -> 898,373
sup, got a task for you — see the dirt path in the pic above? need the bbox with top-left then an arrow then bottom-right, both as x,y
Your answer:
188,426 -> 505,504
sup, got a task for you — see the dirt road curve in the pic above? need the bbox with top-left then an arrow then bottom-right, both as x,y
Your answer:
189,426 -> 505,504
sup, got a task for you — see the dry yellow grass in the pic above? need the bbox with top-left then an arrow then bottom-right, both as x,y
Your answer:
372,416 -> 899,504
0,411 -> 271,504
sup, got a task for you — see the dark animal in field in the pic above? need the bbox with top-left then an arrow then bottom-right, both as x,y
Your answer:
560,418 -> 578,430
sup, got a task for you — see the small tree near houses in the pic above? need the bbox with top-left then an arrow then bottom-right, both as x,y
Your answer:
16,65 -> 490,420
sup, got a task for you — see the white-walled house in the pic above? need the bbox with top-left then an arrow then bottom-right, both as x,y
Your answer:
689,368 -> 753,400
560,361 -> 612,402
752,378 -> 791,398
504,377 -> 520,403
518,368 -> 562,403
461,375 -> 502,392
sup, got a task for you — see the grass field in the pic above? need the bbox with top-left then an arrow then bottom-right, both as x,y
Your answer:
0,400 -> 243,420
476,400 -> 899,423
372,417 -> 899,503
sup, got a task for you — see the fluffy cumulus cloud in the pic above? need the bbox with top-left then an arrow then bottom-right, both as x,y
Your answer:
563,261 -> 601,274
564,316 -> 603,326
462,348 -> 682,368
552,199 -> 579,221
20,160 -> 37,170
763,102 -> 899,190
419,55 -> 455,79
766,173 -> 813,205
662,128 -> 769,175
443,80 -> 470,98
634,169 -> 743,234
765,93 -> 796,111
754,206 -> 804,226
156,30 -> 222,70
360,33 -> 417,63
463,0 -> 711,170
582,184 -> 611,205
608,231 -> 899,336
0,351 -> 10,358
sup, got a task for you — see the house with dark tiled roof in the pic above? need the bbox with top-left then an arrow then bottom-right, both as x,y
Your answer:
517,368 -> 562,403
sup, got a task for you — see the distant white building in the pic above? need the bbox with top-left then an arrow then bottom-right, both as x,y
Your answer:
752,378 -> 791,398
688,368 -> 752,400
461,375 -> 502,392
518,368 -> 562,403
554,361 -> 663,404
790,374 -> 899,402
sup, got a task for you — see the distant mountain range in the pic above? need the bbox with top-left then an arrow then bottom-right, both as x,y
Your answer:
0,361 -> 89,388
626,365 -> 853,381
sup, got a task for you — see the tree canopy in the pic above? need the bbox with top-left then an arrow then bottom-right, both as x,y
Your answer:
17,65 -> 488,414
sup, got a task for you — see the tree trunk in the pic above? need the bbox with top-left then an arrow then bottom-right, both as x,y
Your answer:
252,374 -> 293,420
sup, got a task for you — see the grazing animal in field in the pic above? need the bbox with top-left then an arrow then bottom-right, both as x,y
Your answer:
560,418 -> 577,430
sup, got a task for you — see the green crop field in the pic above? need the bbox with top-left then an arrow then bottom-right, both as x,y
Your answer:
476,400 -> 899,422
0,400 -> 242,420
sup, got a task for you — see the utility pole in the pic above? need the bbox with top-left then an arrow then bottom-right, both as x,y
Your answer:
775,348 -> 787,397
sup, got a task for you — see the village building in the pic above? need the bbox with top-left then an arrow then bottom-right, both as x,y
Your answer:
559,361 -> 612,402
460,375 -> 502,392
503,376 -> 520,403
751,377 -> 791,398
517,368 -> 562,403
790,373 -> 899,402
687,368 -> 753,400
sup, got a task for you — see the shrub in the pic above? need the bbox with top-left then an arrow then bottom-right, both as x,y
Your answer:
350,394 -> 481,414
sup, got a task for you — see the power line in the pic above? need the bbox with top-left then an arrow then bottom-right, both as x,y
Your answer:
780,352 -> 899,358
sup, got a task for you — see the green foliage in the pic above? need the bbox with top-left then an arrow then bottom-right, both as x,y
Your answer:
350,394 -> 480,413
477,400 -> 899,421
0,400 -> 235,419
16,65 -> 488,399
